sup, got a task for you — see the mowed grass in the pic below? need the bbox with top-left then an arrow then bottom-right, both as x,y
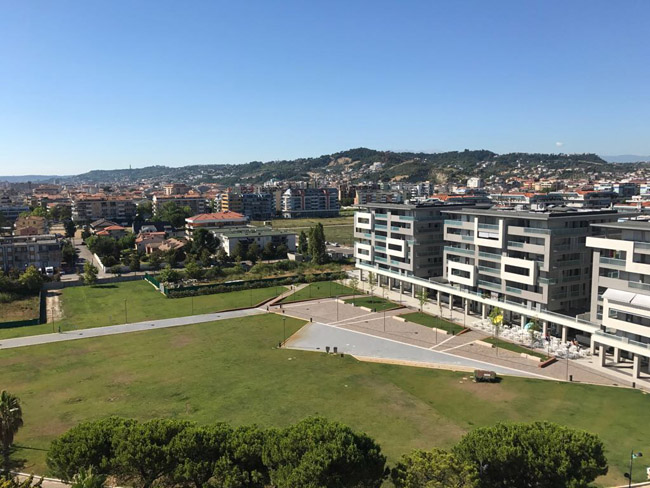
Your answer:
0,295 -> 40,322
344,296 -> 400,312
399,311 -> 465,334
280,281 -> 355,303
0,313 -> 648,485
482,336 -> 549,360
252,216 -> 354,245
0,281 -> 286,340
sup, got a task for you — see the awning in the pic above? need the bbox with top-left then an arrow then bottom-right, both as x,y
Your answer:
602,288 -> 635,304
630,294 -> 650,311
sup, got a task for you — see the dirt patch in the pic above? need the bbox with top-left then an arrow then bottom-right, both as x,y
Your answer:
455,379 -> 518,402
171,334 -> 197,348
46,290 -> 64,323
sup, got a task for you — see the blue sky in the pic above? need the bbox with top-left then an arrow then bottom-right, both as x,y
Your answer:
1,0 -> 649,175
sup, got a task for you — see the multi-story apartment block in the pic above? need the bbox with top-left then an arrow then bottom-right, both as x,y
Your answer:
354,201 -> 474,281
220,192 -> 275,220
72,195 -> 137,223
0,234 -> 62,273
281,188 -> 339,218
185,211 -> 249,237
594,182 -> 638,198
215,227 -> 296,257
354,189 -> 403,205
441,207 -> 619,314
152,192 -> 206,217
586,221 -> 650,378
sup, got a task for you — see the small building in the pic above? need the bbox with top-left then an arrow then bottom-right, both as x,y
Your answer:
215,227 -> 296,257
185,211 -> 249,237
135,232 -> 166,253
95,225 -> 127,239
14,215 -> 48,236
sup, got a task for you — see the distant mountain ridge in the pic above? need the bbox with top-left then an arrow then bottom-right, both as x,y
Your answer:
2,148 -> 641,185
0,175 -> 62,183
602,155 -> 650,163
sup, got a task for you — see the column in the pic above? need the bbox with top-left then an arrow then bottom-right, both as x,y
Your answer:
411,286 -> 416,298
613,347 -> 621,363
520,315 -> 526,328
561,326 -> 568,343
542,321 -> 548,337
599,345 -> 607,367
437,291 -> 441,308
633,354 -> 641,379
590,340 -> 596,355
399,281 -> 404,293
481,303 -> 487,319
449,294 -> 453,311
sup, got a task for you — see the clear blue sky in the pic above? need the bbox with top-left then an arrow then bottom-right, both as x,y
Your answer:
1,0 -> 649,175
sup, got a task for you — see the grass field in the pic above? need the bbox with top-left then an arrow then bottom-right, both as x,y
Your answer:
0,295 -> 40,323
344,296 -> 400,312
252,216 -> 354,246
483,336 -> 549,360
0,281 -> 285,340
0,313 -> 648,485
399,311 -> 465,334
280,281 -> 355,303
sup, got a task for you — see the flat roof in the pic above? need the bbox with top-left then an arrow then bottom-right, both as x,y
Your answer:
592,220 -> 650,231
357,201 -> 475,210
441,207 -> 619,220
214,227 -> 296,238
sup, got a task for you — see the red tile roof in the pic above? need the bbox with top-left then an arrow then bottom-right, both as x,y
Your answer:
187,211 -> 246,222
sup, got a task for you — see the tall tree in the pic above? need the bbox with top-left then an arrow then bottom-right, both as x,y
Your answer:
392,448 -> 478,488
453,421 -> 608,488
112,419 -> 191,488
18,266 -> 43,292
263,417 -> 386,488
307,223 -> 327,265
190,228 -> 218,256
64,220 -> 76,238
0,391 -> 24,475
298,231 -> 308,254
82,262 -> 98,285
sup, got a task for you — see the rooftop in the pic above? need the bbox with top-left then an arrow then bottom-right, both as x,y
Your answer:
214,227 -> 296,238
186,211 -> 247,222
441,206 -> 620,220
592,220 -> 650,231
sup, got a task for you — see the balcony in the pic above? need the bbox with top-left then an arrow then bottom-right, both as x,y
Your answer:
599,256 -> 626,267
478,251 -> 501,261
505,286 -> 523,295
524,227 -> 551,235
444,246 -> 474,256
399,215 -> 415,221
478,280 -> 501,290
478,223 -> 499,231
375,256 -> 388,263
507,240 -> 524,248
375,224 -> 387,230
478,266 -> 500,275
629,281 -> 650,292
444,219 -> 464,226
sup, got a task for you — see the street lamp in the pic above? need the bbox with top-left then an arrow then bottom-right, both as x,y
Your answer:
282,317 -> 286,347
624,451 -> 642,487
124,299 -> 128,323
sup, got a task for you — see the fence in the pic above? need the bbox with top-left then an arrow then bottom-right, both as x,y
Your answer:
0,291 -> 45,329
157,271 -> 347,298
43,274 -> 145,290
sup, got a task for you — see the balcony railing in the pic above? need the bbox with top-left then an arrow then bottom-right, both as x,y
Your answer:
444,246 -> 474,256
524,227 -> 551,235
478,223 -> 499,231
629,281 -> 650,292
506,286 -> 523,295
375,224 -> 387,230
478,251 -> 502,261
444,219 -> 464,226
477,266 -> 500,275
599,256 -> 626,267
507,241 -> 524,248
478,280 -> 501,290
594,330 -> 650,350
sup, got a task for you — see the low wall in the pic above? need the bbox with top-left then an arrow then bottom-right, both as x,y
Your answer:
43,274 -> 144,290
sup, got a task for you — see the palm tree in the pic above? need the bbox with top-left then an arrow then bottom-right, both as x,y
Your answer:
0,390 -> 24,476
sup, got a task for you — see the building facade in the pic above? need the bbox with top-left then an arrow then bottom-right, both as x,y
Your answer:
281,188 -> 340,218
185,211 -> 249,236
215,227 -> 296,256
0,234 -> 62,273
72,195 -> 137,223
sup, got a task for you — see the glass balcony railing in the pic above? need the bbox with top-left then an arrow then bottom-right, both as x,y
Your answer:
629,281 -> 650,292
479,251 -> 501,261
599,256 -> 626,267
478,223 -> 499,231
444,219 -> 464,226
478,280 -> 501,290
506,286 -> 523,295
524,227 -> 551,235
444,246 -> 474,256
507,241 -> 524,248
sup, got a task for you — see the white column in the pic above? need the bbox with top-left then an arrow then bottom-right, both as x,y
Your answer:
481,303 -> 487,319
520,315 -> 526,328
542,321 -> 548,337
561,326 -> 568,343
613,347 -> 621,363
399,281 -> 404,293
599,345 -> 607,367
449,294 -> 453,311
437,291 -> 441,308
411,286 -> 416,298
633,354 -> 641,378
590,339 -> 596,355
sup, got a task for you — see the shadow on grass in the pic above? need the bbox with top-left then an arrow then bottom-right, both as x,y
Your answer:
91,284 -> 118,289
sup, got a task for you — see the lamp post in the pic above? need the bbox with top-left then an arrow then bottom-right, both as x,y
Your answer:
282,317 -> 286,347
336,295 -> 339,321
625,451 -> 642,487
124,299 -> 128,323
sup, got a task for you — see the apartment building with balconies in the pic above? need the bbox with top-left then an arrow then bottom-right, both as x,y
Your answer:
354,201 -> 474,283
441,207 -> 619,315
281,188 -> 339,218
586,221 -> 650,377
0,234 -> 62,273
72,195 -> 137,223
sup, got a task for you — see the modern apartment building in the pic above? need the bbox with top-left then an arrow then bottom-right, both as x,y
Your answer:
72,195 -> 137,223
215,227 -> 296,257
354,189 -> 403,205
442,207 -> 619,314
281,188 -> 339,218
354,201 -> 474,282
0,234 -> 62,273
184,211 -> 249,236
220,192 -> 275,220
152,192 -> 207,216
587,221 -> 650,377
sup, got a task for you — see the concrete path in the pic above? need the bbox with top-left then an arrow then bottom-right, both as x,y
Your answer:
0,308 -> 266,350
286,321 -> 548,379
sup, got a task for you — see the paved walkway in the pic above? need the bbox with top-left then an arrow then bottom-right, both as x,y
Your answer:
0,308 -> 266,350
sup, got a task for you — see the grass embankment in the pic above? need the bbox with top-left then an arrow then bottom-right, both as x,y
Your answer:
482,336 -> 549,360
252,216 -> 354,246
399,311 -> 465,334
0,281 -> 285,340
344,296 -> 400,312
280,281 -> 355,303
0,295 -> 40,323
0,313 -> 646,485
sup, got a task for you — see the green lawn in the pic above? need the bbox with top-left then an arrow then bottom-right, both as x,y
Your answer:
482,337 -> 549,360
0,281 -> 286,340
280,281 -> 355,303
252,216 -> 354,245
344,296 -> 400,312
399,312 -> 465,334
0,295 -> 40,323
0,313 -> 647,486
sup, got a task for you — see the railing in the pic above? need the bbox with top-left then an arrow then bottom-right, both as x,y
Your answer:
599,256 -> 626,267
561,275 -> 582,283
507,241 -> 524,248
399,215 -> 415,221
556,259 -> 582,267
444,219 -> 464,226
479,251 -> 501,261
629,281 -> 650,292
444,246 -> 474,256
478,223 -> 499,231
374,212 -> 388,218
391,226 -> 403,232
593,330 -> 650,350
375,224 -> 387,230
375,235 -> 386,241
506,286 -> 523,295
477,266 -> 500,275
375,256 -> 387,263
462,235 -> 474,241
390,260 -> 401,266
635,242 -> 650,250
538,277 -> 558,285
478,280 -> 501,290
524,227 -> 551,235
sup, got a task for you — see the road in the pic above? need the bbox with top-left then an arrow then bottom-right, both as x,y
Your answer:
0,308 -> 266,350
